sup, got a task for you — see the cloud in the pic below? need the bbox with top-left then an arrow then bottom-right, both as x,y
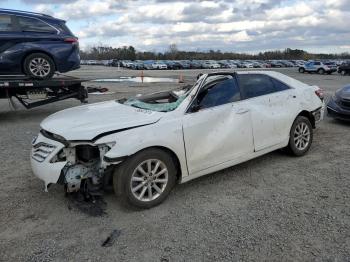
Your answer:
18,0 -> 350,53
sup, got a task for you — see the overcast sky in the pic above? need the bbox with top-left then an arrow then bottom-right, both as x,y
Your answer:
2,0 -> 350,53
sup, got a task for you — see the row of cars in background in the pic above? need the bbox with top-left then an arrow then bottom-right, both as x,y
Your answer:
81,59 -> 304,69
81,59 -> 350,75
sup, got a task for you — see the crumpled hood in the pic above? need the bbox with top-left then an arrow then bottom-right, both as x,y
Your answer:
40,101 -> 163,141
337,85 -> 350,100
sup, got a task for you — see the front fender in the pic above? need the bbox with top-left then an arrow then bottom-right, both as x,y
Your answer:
95,118 -> 189,178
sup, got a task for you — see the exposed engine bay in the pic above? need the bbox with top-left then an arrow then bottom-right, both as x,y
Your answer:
56,144 -> 113,195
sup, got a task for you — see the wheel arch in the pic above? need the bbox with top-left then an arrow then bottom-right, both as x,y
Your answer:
296,110 -> 315,128
114,145 -> 183,182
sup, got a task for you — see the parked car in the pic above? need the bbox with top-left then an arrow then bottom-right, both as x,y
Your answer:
189,61 -> 202,69
31,71 -> 324,208
202,61 -> 221,69
299,61 -> 337,74
337,62 -> 350,75
0,9 -> 80,79
269,61 -> 283,68
327,85 -> 350,121
152,62 -> 167,70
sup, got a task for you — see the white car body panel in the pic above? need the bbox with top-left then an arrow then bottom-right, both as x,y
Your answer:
41,101 -> 164,141
183,101 -> 254,174
31,71 -> 324,191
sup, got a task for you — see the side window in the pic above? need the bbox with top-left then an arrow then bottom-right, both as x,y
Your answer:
238,74 -> 275,99
197,78 -> 241,109
17,16 -> 56,33
0,14 -> 12,32
314,62 -> 321,65
270,78 -> 290,92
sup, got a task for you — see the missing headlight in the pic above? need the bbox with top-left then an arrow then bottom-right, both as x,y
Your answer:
76,145 -> 100,162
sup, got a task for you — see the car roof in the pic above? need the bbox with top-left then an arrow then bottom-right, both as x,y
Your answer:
0,8 -> 64,23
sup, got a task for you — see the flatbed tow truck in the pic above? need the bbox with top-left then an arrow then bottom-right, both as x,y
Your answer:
0,76 -> 88,109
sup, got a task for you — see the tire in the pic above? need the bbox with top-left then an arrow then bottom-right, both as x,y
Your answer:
299,67 -> 305,73
287,116 -> 313,156
24,53 -> 55,79
318,68 -> 325,75
340,70 -> 346,76
113,148 -> 177,209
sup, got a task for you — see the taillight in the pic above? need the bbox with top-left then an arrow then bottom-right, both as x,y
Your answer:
315,88 -> 324,101
64,38 -> 78,44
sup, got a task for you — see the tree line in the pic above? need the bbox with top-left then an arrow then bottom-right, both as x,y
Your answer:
80,45 -> 350,61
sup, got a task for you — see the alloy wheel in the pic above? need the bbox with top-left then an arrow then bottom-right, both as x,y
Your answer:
130,159 -> 168,202
29,57 -> 51,78
293,122 -> 310,151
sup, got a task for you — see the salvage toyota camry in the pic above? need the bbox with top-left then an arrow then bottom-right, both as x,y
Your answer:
31,71 -> 324,208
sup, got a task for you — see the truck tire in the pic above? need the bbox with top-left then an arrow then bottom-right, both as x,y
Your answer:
299,68 -> 305,73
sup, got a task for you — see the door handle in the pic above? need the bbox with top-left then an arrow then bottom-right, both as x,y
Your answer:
235,108 -> 249,114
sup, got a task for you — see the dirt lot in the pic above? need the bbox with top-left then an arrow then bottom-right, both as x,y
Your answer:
0,66 -> 349,262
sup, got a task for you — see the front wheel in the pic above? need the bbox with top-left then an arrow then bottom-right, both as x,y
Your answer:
23,53 -> 55,79
287,116 -> 313,156
318,68 -> 325,75
299,67 -> 305,73
113,149 -> 177,209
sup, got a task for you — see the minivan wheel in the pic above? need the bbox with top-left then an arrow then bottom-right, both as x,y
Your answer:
24,53 -> 55,79
299,68 -> 305,73
114,149 -> 177,209
287,116 -> 313,156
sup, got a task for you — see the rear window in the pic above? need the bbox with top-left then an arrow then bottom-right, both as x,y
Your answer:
238,74 -> 275,99
0,14 -> 12,31
55,21 -> 73,35
17,16 -> 57,33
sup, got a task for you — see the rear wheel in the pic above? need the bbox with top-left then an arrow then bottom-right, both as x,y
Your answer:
287,116 -> 313,156
24,53 -> 55,79
340,70 -> 346,76
113,148 -> 177,209
299,67 -> 305,73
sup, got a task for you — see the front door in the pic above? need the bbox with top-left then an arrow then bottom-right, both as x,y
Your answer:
182,77 -> 254,175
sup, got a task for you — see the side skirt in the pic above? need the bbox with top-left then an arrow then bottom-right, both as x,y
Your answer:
180,141 -> 288,184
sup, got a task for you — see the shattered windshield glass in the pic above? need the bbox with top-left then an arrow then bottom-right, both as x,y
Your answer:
120,77 -> 203,112
124,95 -> 187,112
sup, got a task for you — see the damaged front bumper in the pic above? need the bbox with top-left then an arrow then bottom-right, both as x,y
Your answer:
31,132 -> 118,193
31,133 -> 67,191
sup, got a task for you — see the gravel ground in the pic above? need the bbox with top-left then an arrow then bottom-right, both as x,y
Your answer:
0,66 -> 349,262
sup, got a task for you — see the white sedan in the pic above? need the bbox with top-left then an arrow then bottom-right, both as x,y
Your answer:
31,71 -> 324,208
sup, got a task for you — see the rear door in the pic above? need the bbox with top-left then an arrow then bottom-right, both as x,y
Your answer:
237,74 -> 298,151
